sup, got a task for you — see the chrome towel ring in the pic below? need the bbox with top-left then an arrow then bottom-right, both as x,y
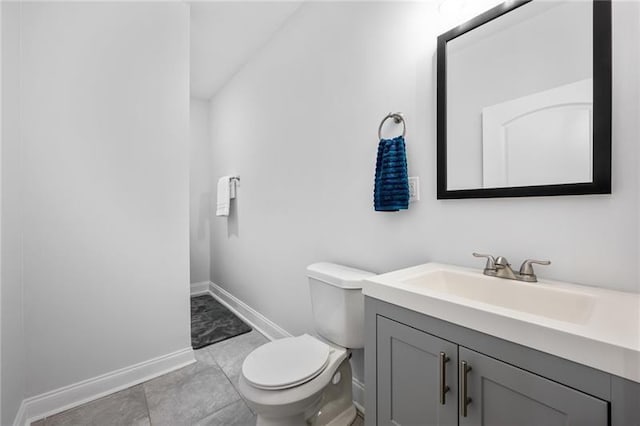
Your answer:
378,112 -> 406,140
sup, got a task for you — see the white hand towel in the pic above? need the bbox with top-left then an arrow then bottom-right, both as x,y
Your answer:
216,176 -> 232,217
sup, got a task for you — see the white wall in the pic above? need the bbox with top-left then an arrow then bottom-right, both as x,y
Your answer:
1,1 -> 3,419
190,98 -> 211,284
18,2 -> 191,397
208,0 -> 640,390
1,2 -> 26,424
190,2 -> 302,99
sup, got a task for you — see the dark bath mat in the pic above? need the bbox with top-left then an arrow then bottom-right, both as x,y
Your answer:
191,294 -> 252,350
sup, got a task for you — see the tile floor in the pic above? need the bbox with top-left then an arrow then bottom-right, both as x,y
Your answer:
31,330 -> 365,426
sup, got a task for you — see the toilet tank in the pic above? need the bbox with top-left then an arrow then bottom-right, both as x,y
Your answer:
306,263 -> 376,349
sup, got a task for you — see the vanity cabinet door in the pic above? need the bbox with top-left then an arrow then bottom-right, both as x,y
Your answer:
459,347 -> 608,426
377,316 -> 458,426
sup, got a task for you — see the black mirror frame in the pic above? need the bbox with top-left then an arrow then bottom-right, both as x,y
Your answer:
436,0 -> 611,199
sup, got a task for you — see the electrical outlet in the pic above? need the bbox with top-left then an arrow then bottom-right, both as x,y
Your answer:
409,177 -> 420,202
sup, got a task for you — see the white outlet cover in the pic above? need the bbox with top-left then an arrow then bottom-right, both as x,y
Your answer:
409,177 -> 420,202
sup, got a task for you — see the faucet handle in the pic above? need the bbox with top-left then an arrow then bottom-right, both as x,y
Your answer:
519,259 -> 551,276
494,256 -> 510,268
472,253 -> 496,271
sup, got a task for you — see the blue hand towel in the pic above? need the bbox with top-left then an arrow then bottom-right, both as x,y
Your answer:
374,136 -> 409,211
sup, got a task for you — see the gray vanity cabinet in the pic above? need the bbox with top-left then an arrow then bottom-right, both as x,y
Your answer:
459,347 -> 608,426
377,316 -> 458,426
365,298 -> 632,426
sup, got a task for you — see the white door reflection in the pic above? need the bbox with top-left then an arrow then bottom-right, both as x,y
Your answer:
481,79 -> 592,188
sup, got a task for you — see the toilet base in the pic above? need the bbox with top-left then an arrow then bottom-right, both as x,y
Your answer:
320,404 -> 356,426
256,412 -> 308,426
255,402 -> 356,426
308,359 -> 356,426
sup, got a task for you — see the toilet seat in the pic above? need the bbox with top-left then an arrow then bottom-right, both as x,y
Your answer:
242,334 -> 332,390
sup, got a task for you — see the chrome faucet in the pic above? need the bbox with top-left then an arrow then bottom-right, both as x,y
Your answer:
472,253 -> 550,283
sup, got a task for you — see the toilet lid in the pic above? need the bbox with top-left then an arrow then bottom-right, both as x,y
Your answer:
242,334 -> 331,390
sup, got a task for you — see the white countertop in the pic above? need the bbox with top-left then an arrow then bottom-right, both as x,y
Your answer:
363,263 -> 640,383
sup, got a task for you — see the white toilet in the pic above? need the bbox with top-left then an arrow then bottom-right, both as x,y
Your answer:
238,262 -> 375,426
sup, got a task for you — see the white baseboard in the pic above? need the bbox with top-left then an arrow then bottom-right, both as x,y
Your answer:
19,347 -> 195,426
190,281 -> 211,296
12,402 -> 27,426
195,281 -> 366,413
207,281 -> 291,341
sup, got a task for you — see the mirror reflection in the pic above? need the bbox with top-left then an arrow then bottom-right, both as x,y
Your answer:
445,1 -> 593,191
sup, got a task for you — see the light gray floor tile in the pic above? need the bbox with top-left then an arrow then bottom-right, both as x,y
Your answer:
194,400 -> 256,426
194,346 -> 218,368
44,385 -> 149,426
143,363 -> 241,426
203,331 -> 268,385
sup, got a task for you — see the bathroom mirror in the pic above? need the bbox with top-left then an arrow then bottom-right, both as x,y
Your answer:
437,0 -> 611,199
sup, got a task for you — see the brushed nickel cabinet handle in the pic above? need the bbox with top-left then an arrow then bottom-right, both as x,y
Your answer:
439,352 -> 450,405
460,360 -> 472,417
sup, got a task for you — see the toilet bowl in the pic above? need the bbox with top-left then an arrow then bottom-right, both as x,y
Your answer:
239,334 -> 354,426
238,263 -> 375,426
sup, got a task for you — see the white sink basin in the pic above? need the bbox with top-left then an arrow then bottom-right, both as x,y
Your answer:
363,262 -> 640,383
401,268 -> 595,324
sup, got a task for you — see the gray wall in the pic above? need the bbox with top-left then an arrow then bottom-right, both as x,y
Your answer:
14,2 -> 191,399
208,1 -> 639,387
1,2 -> 25,424
190,98 -> 212,284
